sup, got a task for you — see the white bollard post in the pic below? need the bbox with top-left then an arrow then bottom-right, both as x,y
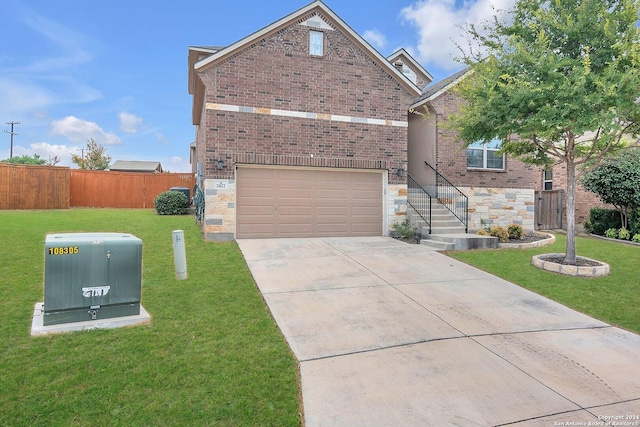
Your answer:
172,230 -> 188,280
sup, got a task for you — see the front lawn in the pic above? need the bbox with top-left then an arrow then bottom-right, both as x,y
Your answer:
0,209 -> 301,426
448,234 -> 640,334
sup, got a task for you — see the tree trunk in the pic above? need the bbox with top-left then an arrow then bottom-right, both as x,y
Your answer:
565,159 -> 577,264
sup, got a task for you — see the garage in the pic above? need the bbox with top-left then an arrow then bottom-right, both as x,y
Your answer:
236,166 -> 384,238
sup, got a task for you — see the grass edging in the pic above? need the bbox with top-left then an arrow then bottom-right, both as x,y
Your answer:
448,233 -> 639,334
0,209 -> 302,426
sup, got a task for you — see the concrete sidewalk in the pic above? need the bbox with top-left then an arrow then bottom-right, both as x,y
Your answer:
237,237 -> 640,426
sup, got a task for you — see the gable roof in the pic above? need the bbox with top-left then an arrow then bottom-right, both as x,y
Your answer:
386,48 -> 434,86
110,160 -> 163,172
191,0 -> 421,95
410,67 -> 471,109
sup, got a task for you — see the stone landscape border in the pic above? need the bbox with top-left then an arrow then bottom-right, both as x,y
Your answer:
531,253 -> 610,277
498,232 -> 556,249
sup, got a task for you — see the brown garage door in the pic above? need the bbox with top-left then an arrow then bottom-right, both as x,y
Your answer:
236,166 -> 383,238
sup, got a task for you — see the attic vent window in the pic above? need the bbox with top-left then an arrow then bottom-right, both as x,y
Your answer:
310,31 -> 323,56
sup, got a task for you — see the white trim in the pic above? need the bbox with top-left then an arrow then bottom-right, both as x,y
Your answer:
387,48 -> 434,83
205,102 -> 408,128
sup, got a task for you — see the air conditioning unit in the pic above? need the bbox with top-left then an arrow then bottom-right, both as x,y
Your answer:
43,233 -> 142,326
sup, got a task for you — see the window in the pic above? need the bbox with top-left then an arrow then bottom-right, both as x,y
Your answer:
310,31 -> 323,56
467,138 -> 504,170
543,169 -> 553,190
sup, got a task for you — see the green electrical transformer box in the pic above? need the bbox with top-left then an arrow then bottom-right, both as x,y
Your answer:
43,233 -> 142,326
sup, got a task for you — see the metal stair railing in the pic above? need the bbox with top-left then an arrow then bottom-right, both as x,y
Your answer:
424,161 -> 468,233
407,174 -> 432,234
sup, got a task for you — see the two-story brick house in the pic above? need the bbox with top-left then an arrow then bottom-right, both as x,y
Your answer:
188,1 -> 435,240
188,0 -> 540,241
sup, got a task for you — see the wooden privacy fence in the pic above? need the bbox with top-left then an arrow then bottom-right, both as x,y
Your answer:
0,163 -> 70,209
535,189 -> 564,230
70,169 -> 195,208
0,163 -> 196,209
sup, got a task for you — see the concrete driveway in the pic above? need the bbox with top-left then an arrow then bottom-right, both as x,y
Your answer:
237,236 -> 640,426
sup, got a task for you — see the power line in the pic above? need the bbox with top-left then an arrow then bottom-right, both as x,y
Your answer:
4,121 -> 20,159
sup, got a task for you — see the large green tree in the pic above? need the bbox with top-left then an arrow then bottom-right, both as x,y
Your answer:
452,0 -> 640,264
581,150 -> 640,229
71,138 -> 112,170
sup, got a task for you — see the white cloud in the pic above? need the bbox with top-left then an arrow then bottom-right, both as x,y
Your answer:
0,76 -> 52,113
167,156 -> 192,173
363,29 -> 387,50
30,142 -> 79,166
18,14 -> 93,73
0,14 -> 101,118
401,0 -> 515,70
51,116 -> 121,145
118,112 -> 143,134
155,133 -> 170,144
4,142 -> 79,167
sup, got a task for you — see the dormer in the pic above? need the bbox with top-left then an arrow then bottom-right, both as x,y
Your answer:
387,49 -> 433,90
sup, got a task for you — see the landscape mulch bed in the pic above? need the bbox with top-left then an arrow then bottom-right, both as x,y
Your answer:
538,254 -> 603,267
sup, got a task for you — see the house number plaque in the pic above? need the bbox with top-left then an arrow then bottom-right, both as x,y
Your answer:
214,180 -> 229,190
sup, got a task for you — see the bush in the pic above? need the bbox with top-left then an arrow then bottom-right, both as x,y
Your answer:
605,228 -> 619,239
629,208 -> 640,236
489,226 -> 509,243
618,228 -> 631,240
585,208 -> 622,236
154,191 -> 188,215
632,233 -> 640,243
391,218 -> 416,239
507,224 -> 524,240
476,229 -> 490,236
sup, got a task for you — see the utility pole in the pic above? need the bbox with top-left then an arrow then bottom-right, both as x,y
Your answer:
4,121 -> 20,159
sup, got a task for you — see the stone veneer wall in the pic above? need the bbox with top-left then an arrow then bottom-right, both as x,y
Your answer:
388,184 -> 408,230
202,178 -> 405,240
462,187 -> 535,232
203,179 -> 236,241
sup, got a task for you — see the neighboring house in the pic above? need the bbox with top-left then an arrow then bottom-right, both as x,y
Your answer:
188,0 -> 432,240
110,160 -> 164,173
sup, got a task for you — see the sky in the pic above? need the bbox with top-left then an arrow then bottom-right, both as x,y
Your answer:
0,0 -> 513,172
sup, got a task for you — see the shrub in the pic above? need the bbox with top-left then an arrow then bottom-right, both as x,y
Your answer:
632,234 -> 640,243
489,226 -> 509,243
476,229 -> 490,236
618,228 -> 631,240
605,228 -> 619,239
629,208 -> 640,236
154,191 -> 188,215
586,208 -> 622,236
507,224 -> 524,240
391,218 -> 416,239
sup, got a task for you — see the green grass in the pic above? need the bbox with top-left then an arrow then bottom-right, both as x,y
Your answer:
0,209 -> 301,426
448,234 -> 640,334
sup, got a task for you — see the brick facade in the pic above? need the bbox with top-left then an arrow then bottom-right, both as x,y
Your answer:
190,5 -> 420,239
194,12 -> 415,185
428,92 -> 539,189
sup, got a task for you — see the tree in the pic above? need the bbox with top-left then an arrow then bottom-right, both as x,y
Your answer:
452,0 -> 640,264
71,139 -> 112,170
581,150 -> 640,229
47,155 -> 61,166
2,154 -> 47,165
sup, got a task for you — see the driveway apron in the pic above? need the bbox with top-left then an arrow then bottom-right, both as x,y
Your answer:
237,237 -> 640,426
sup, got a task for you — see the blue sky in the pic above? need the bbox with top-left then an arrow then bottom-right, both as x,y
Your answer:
0,0 -> 512,171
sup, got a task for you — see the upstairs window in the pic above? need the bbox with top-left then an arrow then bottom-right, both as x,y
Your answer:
543,169 -> 553,190
467,138 -> 504,170
310,31 -> 324,56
